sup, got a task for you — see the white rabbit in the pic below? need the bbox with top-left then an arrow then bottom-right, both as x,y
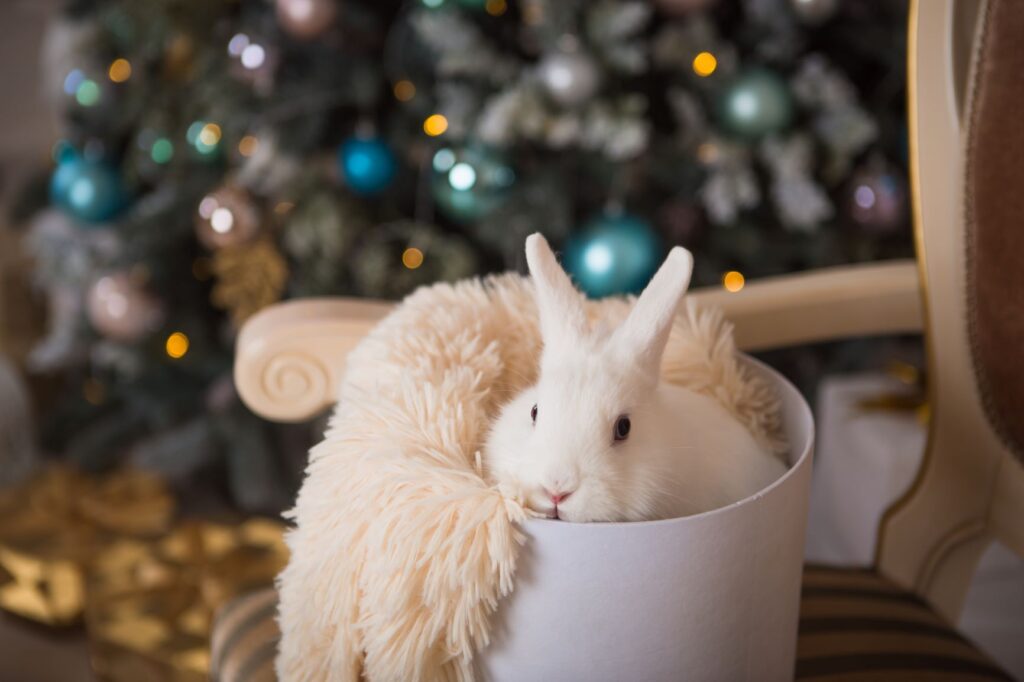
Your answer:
483,234 -> 787,522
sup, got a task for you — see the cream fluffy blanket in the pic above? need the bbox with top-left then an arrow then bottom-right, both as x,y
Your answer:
276,274 -> 783,681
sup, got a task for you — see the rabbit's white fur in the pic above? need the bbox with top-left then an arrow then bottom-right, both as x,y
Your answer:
484,234 -> 786,522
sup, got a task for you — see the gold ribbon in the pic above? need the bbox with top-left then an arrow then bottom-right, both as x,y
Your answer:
86,519 -> 287,681
0,466 -> 174,626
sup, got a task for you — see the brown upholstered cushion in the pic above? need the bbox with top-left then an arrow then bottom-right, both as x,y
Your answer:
798,566 -> 1011,681
211,568 -> 1011,681
966,0 -> 1024,462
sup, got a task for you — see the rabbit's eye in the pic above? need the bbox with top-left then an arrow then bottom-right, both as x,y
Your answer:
530,404 -> 538,424
614,415 -> 631,442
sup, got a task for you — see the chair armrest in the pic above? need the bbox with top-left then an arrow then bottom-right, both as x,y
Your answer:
691,259 -> 923,352
234,260 -> 922,422
234,297 -> 390,422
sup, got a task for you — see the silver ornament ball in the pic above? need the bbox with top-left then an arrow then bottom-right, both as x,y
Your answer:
538,51 -> 601,107
789,0 -> 839,25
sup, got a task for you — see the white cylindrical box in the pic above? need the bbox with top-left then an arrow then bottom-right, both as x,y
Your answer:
479,360 -> 814,682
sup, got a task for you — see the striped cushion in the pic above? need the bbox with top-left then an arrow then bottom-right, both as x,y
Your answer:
797,566 -> 1011,681
211,568 -> 1011,681
210,588 -> 280,682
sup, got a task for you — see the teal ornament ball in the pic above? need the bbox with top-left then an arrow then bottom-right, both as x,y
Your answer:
564,213 -> 662,299
339,137 -> 397,196
50,152 -> 126,224
719,69 -> 793,139
431,145 -> 515,222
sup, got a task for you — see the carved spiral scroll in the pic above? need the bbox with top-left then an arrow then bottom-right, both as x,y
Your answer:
257,350 -> 332,421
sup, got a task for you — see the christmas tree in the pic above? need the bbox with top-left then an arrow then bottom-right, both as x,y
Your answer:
13,0 -> 910,510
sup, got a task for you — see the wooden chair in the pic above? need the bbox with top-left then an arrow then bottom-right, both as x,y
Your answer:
213,1 -> 1023,679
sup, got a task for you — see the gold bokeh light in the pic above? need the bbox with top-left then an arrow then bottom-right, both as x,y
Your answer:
723,271 -> 745,293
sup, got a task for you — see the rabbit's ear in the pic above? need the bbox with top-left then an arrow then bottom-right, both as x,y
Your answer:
525,233 -> 589,346
611,246 -> 694,378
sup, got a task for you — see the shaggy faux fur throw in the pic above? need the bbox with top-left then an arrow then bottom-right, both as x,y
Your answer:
276,274 -> 784,681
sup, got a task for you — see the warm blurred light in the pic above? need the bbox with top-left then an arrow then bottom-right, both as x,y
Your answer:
723,270 -> 745,293
199,123 -> 222,147
423,114 -> 449,136
402,247 -> 424,269
274,201 -> 295,215
692,51 -> 717,77
108,58 -> 132,83
394,80 -> 416,102
189,121 -> 221,155
165,332 -> 190,359
485,0 -> 507,16
238,135 -> 260,157
696,141 -> 719,164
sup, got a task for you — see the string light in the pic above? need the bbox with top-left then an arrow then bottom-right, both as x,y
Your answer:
228,33 -> 250,57
165,332 -> 190,359
199,123 -> 222,146
697,142 -> 719,164
198,195 -> 219,219
432,148 -> 456,172
448,162 -> 476,191
692,51 -> 717,77
723,271 -> 745,293
76,80 -> 101,107
485,0 -> 507,16
394,80 -> 416,102
423,114 -> 449,137
238,135 -> 259,157
108,58 -> 132,83
402,247 -> 424,269
150,138 -> 174,164
188,121 -> 222,155
210,207 -> 235,234
64,69 -> 85,95
240,43 -> 266,70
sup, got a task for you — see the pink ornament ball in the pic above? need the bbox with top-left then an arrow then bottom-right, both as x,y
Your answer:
87,273 -> 165,342
275,0 -> 337,40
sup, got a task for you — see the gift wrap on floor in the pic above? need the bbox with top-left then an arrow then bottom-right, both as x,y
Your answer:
0,466 -> 289,682
806,373 -> 1024,680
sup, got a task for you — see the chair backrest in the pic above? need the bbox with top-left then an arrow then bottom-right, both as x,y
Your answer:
876,0 -> 1024,621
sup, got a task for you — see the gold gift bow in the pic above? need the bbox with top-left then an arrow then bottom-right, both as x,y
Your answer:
86,519 -> 287,681
0,467 -> 174,626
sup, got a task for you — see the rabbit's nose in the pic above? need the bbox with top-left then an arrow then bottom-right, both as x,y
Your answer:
546,489 -> 574,505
